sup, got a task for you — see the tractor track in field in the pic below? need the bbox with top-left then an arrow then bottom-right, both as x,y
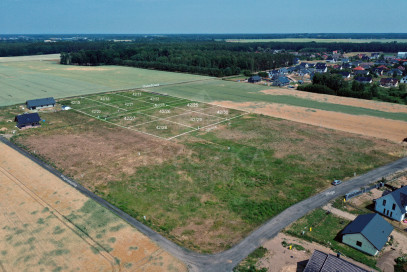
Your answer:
1,136 -> 406,271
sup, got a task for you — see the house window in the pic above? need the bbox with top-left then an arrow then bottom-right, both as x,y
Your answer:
390,212 -> 393,217
392,204 -> 396,210
383,199 -> 386,206
356,241 -> 362,247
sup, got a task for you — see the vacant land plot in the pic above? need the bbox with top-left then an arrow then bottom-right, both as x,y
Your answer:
5,90 -> 404,253
212,101 -> 407,143
225,38 -> 407,43
0,54 -> 60,63
0,142 -> 187,272
0,60 -> 212,107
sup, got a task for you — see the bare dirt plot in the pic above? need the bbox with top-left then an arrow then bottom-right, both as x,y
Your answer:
0,142 -> 187,272
258,233 -> 375,272
212,101 -> 407,143
261,88 -> 407,114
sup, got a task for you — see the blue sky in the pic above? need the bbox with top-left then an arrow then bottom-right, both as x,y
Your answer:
1,0 -> 406,34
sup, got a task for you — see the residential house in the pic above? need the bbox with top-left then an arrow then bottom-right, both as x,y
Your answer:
293,57 -> 300,64
341,213 -> 393,256
299,62 -> 309,69
248,75 -> 261,83
304,250 -> 369,272
14,113 -> 41,129
278,67 -> 289,75
397,66 -> 405,71
398,52 -> 407,58
353,66 -> 365,72
355,70 -> 370,76
377,65 -> 389,70
387,69 -> 403,77
315,63 -> 327,73
26,97 -> 56,110
273,76 -> 291,87
380,78 -> 399,87
360,63 -> 372,69
375,186 -> 407,221
373,68 -> 384,76
370,52 -> 380,60
401,76 -> 407,84
384,55 -> 396,61
341,58 -> 350,63
342,63 -> 352,69
355,77 -> 373,84
339,71 -> 351,79
333,65 -> 343,70
326,56 -> 337,63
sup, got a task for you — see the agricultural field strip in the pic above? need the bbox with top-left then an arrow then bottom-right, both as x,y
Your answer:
0,165 -> 118,268
73,108 -> 170,141
80,96 -> 129,111
167,112 -> 249,140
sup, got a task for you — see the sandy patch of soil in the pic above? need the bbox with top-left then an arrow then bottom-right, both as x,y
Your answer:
261,88 -> 407,114
211,101 -> 407,143
0,142 -> 187,272
18,127 -> 186,190
65,67 -> 112,71
258,233 -> 375,272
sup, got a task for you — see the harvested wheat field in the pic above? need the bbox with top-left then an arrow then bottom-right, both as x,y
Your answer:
213,101 -> 407,143
0,142 -> 187,272
261,88 -> 407,114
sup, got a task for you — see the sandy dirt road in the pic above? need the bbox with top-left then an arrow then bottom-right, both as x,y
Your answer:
0,141 -> 187,272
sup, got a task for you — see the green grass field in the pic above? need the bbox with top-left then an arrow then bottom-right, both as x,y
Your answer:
4,89 -> 402,253
0,61 -> 212,107
226,38 -> 407,43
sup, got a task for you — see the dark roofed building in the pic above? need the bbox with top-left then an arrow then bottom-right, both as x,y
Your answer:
273,76 -> 290,86
304,250 -> 369,272
315,63 -> 327,73
341,213 -> 393,256
26,97 -> 56,110
248,75 -> 261,83
380,78 -> 399,87
15,113 -> 41,129
355,77 -> 372,84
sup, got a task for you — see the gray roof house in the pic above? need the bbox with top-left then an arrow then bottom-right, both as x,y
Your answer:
341,213 -> 393,256
15,113 -> 41,129
387,69 -> 403,76
355,77 -> 372,84
248,75 -> 261,83
26,97 -> 56,110
273,76 -> 291,86
315,63 -> 328,73
304,250 -> 369,272
375,186 -> 407,221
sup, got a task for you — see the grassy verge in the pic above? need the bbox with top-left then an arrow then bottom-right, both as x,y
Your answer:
233,247 -> 268,272
284,209 -> 378,269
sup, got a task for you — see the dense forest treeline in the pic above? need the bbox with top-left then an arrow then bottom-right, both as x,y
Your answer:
2,39 -> 407,58
297,73 -> 407,104
60,42 -> 296,77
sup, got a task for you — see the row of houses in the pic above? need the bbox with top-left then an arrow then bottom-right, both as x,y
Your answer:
337,184 -> 407,257
14,97 -> 56,129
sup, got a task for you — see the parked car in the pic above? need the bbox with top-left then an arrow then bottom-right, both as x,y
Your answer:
332,180 -> 342,186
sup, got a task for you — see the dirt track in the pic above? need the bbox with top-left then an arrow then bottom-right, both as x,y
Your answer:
212,101 -> 407,143
0,141 -> 186,272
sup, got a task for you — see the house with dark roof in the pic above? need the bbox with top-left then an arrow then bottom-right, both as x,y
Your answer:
341,213 -> 393,256
354,70 -> 370,76
375,186 -> 407,221
380,78 -> 399,87
387,69 -> 403,77
401,76 -> 407,84
248,75 -> 261,83
15,113 -> 41,129
373,68 -> 384,76
339,71 -> 351,79
304,250 -> 369,272
315,63 -> 327,73
355,77 -> 372,84
26,97 -> 56,110
273,76 -> 291,86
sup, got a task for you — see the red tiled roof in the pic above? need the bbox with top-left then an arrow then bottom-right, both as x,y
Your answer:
353,66 -> 365,71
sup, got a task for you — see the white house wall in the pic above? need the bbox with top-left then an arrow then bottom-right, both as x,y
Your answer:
342,233 -> 379,256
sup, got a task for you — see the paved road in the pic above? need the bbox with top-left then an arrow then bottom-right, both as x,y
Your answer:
1,136 -> 406,272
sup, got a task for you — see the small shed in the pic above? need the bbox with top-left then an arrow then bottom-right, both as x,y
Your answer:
15,113 -> 41,129
26,97 -> 56,110
341,213 -> 393,256
248,75 -> 261,83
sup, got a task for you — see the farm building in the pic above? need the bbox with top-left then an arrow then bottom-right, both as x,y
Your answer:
341,213 -> 393,256
248,75 -> 261,83
375,186 -> 407,221
26,97 -> 56,110
380,78 -> 399,87
15,113 -> 41,129
304,250 -> 369,272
